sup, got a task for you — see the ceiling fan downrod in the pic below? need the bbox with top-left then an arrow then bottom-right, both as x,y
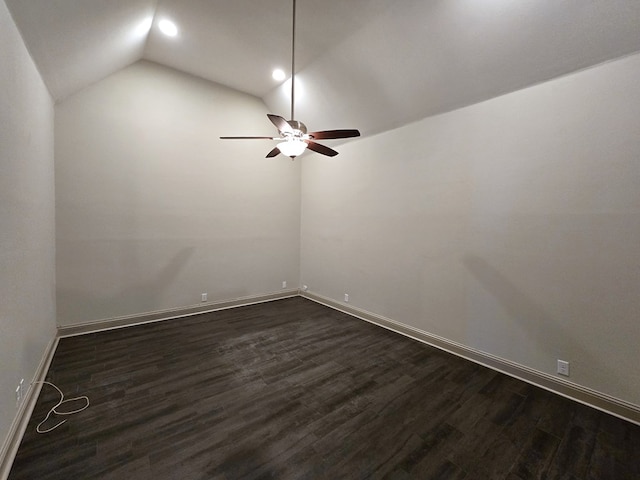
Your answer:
290,0 -> 297,121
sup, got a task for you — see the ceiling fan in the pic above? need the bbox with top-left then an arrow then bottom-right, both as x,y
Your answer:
220,0 -> 360,159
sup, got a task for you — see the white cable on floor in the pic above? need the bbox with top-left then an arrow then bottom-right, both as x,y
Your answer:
31,381 -> 90,433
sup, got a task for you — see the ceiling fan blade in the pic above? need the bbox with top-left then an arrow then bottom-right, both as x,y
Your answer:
220,136 -> 275,140
266,147 -> 281,158
305,140 -> 338,157
268,114 -> 293,134
309,129 -> 361,140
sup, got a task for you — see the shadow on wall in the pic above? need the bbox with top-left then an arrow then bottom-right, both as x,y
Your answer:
462,254 -> 554,345
461,254 -> 617,390
57,246 -> 195,325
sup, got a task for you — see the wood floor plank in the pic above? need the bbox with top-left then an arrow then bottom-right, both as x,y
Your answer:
8,297 -> 640,479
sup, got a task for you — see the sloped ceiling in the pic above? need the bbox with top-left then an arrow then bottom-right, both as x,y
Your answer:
6,0 -> 640,137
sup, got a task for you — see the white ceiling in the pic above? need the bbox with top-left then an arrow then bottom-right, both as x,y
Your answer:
6,0 -> 640,137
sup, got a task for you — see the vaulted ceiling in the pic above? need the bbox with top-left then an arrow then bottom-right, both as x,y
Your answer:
6,0 -> 640,137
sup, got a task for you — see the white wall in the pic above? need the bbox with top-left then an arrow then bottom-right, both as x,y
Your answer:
55,61 -> 301,325
301,53 -> 640,406
0,0 -> 56,452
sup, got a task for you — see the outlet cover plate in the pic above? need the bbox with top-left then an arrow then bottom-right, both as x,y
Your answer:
557,359 -> 570,376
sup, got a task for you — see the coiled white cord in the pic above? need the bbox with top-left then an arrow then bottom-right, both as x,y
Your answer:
32,381 -> 90,433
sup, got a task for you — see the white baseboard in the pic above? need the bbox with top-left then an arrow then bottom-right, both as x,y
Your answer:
0,336 -> 59,480
302,291 -> 640,426
58,289 -> 300,337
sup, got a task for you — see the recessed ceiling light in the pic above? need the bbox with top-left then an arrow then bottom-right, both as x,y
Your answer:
158,19 -> 178,37
272,69 -> 286,81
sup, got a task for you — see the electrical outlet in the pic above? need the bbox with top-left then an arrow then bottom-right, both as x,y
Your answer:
282,281 -> 287,289
302,285 -> 308,292
557,359 -> 570,376
201,293 -> 207,302
344,293 -> 349,303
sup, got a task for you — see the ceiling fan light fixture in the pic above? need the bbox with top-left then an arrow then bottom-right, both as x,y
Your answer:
277,138 -> 307,158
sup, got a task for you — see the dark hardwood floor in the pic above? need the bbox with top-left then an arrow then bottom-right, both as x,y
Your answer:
9,297 -> 640,479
